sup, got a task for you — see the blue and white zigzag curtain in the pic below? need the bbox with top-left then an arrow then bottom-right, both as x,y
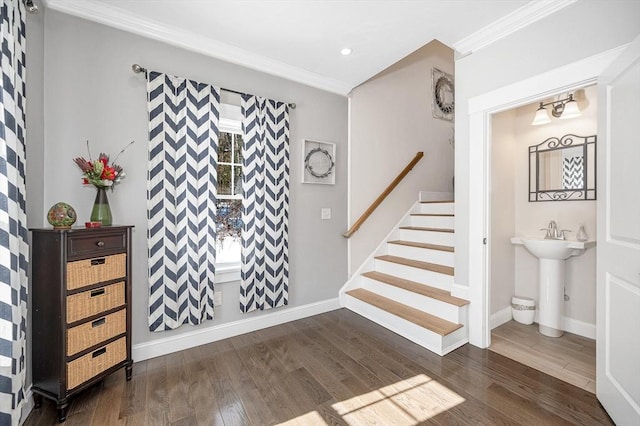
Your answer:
240,95 -> 289,313
146,71 -> 220,331
0,0 -> 27,424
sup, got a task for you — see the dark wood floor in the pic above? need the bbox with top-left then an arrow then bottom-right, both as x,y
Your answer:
24,309 -> 613,425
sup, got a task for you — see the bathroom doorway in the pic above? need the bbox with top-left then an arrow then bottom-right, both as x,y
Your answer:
487,86 -> 598,391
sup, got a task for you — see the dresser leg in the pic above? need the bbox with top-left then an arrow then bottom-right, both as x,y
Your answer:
57,402 -> 69,423
125,361 -> 133,381
33,393 -> 42,409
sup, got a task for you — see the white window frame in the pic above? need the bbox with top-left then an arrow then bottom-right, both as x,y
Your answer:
216,105 -> 243,283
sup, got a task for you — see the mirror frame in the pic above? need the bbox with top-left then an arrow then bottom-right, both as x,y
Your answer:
529,133 -> 597,201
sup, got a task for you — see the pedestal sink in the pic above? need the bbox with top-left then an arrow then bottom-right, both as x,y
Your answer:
511,237 -> 596,337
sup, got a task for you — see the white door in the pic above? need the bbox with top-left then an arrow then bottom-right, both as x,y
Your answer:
596,34 -> 640,424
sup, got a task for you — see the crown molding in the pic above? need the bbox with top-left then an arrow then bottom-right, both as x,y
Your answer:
43,0 -> 352,96
453,0 -> 578,56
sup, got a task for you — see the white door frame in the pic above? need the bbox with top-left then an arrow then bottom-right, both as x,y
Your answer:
466,45 -> 627,348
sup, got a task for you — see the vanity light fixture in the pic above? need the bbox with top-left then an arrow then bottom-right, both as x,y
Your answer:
531,93 -> 581,125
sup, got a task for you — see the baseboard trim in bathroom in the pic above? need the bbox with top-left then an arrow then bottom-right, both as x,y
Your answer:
490,306 -> 512,330
562,317 -> 596,339
532,312 -> 596,339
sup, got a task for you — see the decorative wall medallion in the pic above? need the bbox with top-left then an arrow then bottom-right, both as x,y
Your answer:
432,68 -> 454,121
302,139 -> 336,185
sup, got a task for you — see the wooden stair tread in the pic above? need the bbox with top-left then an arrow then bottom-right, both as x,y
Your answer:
388,240 -> 454,253
376,255 -> 454,276
399,226 -> 454,233
411,213 -> 454,217
346,289 -> 463,336
362,271 -> 469,307
420,200 -> 454,204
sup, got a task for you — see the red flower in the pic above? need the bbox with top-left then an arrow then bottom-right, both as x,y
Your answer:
101,165 -> 116,180
82,178 -> 89,184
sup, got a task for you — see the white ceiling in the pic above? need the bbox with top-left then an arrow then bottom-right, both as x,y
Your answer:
44,0 -> 576,94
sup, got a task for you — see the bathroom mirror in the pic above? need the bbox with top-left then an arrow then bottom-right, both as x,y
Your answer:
529,134 -> 596,201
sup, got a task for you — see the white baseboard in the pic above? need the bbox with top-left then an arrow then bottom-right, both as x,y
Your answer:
528,312 -> 595,340
490,306 -> 513,329
451,283 -> 470,300
19,387 -> 33,426
132,298 -> 341,362
562,316 -> 596,339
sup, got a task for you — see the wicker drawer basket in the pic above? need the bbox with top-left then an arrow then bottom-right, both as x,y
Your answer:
67,337 -> 126,390
66,282 -> 125,323
66,253 -> 126,291
67,309 -> 126,356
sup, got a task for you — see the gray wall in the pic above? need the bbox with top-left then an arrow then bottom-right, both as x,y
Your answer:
349,40 -> 454,272
30,10 -> 348,347
25,0 -> 46,394
489,109 -> 516,318
455,0 -> 640,288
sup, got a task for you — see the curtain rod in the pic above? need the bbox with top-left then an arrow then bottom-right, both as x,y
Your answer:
131,64 -> 296,109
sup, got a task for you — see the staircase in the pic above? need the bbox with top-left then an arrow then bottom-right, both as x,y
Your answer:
341,199 -> 469,356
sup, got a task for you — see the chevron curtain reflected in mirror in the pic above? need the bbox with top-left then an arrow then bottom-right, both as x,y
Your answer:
240,95 -> 290,313
146,71 -> 220,331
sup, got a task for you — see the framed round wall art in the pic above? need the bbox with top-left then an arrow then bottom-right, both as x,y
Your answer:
302,139 -> 336,185
432,67 -> 454,122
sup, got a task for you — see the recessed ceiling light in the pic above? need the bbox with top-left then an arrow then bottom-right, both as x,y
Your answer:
340,48 -> 352,56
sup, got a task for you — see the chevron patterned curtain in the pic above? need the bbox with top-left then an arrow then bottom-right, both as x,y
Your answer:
146,71 -> 220,331
0,0 -> 28,424
240,95 -> 290,313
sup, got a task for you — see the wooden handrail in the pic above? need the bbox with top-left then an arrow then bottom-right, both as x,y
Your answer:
343,151 -> 424,238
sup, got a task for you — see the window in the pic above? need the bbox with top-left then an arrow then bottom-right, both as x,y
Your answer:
215,115 -> 243,269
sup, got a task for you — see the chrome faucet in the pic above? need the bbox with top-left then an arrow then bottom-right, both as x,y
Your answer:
548,220 -> 558,239
541,220 -> 571,240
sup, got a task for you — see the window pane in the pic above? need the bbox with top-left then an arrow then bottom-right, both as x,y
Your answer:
234,166 -> 242,196
219,132 -> 232,163
215,199 -> 242,263
234,133 -> 243,164
217,164 -> 232,195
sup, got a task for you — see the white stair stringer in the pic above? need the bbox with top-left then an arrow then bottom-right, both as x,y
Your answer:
340,196 -> 468,357
344,294 -> 468,356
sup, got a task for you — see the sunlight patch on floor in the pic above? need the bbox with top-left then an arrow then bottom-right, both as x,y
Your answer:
331,374 -> 465,425
277,410 -> 328,425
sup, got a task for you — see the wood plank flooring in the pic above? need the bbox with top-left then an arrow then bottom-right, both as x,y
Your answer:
490,320 -> 597,394
24,309 -> 612,425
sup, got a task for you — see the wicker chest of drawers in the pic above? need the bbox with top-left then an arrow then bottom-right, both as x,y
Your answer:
30,226 -> 133,422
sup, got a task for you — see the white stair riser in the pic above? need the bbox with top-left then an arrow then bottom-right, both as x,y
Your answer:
410,215 -> 455,229
374,260 -> 453,291
387,244 -> 454,267
398,229 -> 454,246
362,278 -> 464,323
441,326 -> 469,354
417,203 -> 454,215
344,295 -> 449,355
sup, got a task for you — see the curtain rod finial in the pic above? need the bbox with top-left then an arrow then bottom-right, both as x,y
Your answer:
131,64 -> 146,74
